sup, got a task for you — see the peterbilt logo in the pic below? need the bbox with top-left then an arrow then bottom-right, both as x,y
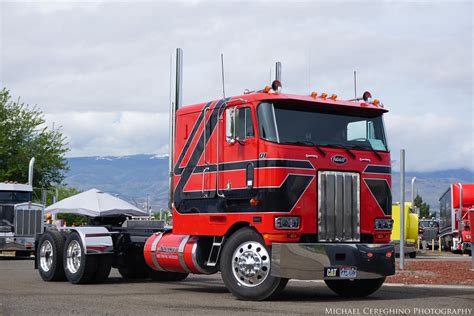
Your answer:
331,155 -> 347,165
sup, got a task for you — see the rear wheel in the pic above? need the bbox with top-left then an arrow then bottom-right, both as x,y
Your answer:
92,255 -> 112,284
118,252 -> 150,279
150,270 -> 189,282
325,278 -> 385,298
63,232 -> 98,284
37,230 -> 66,281
220,228 -> 288,301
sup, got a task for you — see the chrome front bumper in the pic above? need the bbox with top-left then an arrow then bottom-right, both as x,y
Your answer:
271,243 -> 395,280
0,236 -> 36,252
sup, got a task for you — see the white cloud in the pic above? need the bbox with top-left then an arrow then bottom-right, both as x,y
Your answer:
386,112 -> 473,171
1,0 -> 472,170
45,111 -> 170,157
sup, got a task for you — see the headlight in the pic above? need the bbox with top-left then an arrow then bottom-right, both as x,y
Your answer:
275,217 -> 300,230
374,218 -> 393,231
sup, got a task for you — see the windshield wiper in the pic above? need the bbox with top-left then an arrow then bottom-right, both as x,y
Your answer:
349,144 -> 383,161
319,143 -> 356,159
285,141 -> 326,157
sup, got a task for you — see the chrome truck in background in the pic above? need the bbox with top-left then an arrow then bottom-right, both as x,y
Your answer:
0,158 -> 44,257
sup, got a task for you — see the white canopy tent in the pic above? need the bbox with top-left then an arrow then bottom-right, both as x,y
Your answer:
45,188 -> 147,217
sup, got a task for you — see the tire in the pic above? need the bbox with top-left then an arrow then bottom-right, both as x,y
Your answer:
150,270 -> 189,282
220,228 -> 288,301
92,255 -> 112,284
37,230 -> 66,281
63,232 -> 98,284
325,278 -> 386,298
409,252 -> 416,258
118,253 -> 150,279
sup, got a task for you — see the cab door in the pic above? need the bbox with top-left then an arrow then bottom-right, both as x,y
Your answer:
218,105 -> 258,200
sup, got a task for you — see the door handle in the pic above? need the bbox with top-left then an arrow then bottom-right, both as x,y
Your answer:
202,167 -> 210,197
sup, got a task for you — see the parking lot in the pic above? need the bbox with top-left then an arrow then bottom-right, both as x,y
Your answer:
0,258 -> 473,316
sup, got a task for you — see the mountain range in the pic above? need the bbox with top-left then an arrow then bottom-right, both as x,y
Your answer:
65,154 -> 474,214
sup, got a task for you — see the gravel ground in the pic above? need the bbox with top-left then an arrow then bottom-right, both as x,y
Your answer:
0,258 -> 473,316
387,260 -> 474,285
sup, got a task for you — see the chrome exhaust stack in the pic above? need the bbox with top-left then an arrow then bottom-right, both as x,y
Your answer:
168,48 -> 183,210
275,61 -> 282,82
28,157 -> 35,186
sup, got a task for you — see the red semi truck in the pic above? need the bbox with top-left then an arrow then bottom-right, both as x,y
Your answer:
35,49 -> 395,300
439,183 -> 473,254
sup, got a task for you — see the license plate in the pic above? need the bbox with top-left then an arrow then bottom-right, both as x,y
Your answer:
324,266 -> 357,278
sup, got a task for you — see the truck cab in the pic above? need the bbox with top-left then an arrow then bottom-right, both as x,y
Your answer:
0,182 -> 43,256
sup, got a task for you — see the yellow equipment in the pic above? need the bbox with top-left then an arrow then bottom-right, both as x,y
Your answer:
391,202 -> 419,257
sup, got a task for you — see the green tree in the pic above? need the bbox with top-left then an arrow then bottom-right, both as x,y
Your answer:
0,88 -> 69,189
414,194 -> 431,218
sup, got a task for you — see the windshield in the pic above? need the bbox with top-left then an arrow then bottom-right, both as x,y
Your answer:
419,221 -> 439,228
0,191 -> 32,204
257,102 -> 388,151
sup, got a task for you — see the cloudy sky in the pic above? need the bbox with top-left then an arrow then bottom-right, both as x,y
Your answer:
1,0 -> 472,171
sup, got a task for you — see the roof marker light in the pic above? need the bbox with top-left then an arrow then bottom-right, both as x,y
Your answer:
320,93 -> 327,99
330,94 -> 337,100
263,86 -> 271,93
310,92 -> 318,99
362,91 -> 372,103
271,80 -> 282,93
373,99 -> 380,106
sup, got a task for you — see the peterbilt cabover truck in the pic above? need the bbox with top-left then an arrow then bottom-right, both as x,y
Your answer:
1,158 -> 44,256
35,49 -> 395,300
439,183 -> 473,254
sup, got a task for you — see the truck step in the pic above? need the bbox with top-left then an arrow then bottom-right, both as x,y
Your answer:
206,236 -> 225,267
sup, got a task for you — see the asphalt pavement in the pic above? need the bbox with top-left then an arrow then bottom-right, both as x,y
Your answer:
0,258 -> 473,316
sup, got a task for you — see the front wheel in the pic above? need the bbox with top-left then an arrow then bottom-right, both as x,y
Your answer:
325,278 -> 385,298
220,228 -> 288,301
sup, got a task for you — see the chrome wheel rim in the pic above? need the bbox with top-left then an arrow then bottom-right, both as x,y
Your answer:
66,240 -> 82,274
232,241 -> 270,287
39,240 -> 53,272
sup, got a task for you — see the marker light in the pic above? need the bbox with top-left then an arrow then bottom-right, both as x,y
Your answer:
271,80 -> 282,93
310,91 -> 318,98
367,252 -> 374,258
250,198 -> 260,206
320,93 -> 327,99
373,99 -> 380,106
330,94 -> 337,100
362,91 -> 372,103
386,251 -> 393,258
263,86 -> 271,93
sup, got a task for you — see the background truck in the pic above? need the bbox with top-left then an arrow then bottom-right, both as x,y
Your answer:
0,158 -> 44,256
439,183 -> 473,254
35,49 -> 395,300
391,202 -> 418,258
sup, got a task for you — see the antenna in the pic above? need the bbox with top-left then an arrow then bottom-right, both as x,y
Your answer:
354,70 -> 357,99
221,53 -> 226,99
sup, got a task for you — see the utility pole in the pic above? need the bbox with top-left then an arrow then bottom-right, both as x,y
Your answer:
400,149 -> 406,270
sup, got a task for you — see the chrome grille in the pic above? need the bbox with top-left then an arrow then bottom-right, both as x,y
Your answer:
14,207 -> 42,237
318,171 -> 360,242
